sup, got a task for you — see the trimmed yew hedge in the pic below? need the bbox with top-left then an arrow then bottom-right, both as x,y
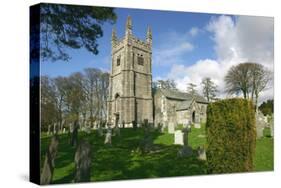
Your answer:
206,98 -> 256,174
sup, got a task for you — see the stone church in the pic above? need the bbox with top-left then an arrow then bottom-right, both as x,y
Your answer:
154,88 -> 208,127
107,16 -> 208,127
107,16 -> 153,127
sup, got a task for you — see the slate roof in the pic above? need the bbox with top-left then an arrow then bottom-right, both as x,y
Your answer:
159,88 -> 208,104
176,100 -> 194,111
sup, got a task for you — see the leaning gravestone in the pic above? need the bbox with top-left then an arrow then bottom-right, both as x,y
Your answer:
168,122 -> 175,134
74,140 -> 91,183
174,130 -> 184,145
40,136 -> 59,185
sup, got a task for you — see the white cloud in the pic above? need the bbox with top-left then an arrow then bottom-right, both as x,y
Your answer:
189,27 -> 199,37
164,15 -> 274,102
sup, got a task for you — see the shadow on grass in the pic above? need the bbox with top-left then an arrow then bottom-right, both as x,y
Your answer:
41,128 -> 207,184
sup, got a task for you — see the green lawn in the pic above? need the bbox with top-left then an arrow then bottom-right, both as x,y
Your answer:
40,124 -> 273,184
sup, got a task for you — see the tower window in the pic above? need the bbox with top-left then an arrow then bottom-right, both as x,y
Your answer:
138,56 -> 144,66
117,57 -> 121,66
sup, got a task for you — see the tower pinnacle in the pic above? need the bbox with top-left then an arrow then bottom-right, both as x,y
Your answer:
125,15 -> 132,36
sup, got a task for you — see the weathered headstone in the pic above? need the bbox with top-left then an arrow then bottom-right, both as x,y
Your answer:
270,114 -> 274,137
256,112 -> 267,139
194,123 -> 201,129
113,126 -> 120,137
168,122 -> 175,134
71,121 -> 79,146
63,128 -> 66,134
40,136 -> 59,185
174,130 -> 184,145
197,146 -> 207,161
104,127 -> 112,145
97,126 -> 104,137
74,140 -> 91,183
83,126 -> 91,134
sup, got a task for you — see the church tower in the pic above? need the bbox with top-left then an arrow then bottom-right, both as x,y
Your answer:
107,16 -> 153,127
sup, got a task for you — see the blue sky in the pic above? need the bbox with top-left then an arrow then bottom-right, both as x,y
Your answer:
40,6 -> 274,101
41,7 -> 219,78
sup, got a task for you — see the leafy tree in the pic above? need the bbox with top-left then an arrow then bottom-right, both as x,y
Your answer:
39,3 -> 116,61
259,99 -> 274,116
201,77 -> 217,102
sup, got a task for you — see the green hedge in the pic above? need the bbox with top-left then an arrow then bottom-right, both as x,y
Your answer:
206,98 -> 256,174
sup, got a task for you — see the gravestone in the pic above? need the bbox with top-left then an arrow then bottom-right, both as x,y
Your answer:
104,127 -> 112,145
174,130 -> 184,145
113,126 -> 120,137
270,114 -> 274,137
40,136 -> 59,185
63,128 -> 66,134
97,126 -> 104,137
256,111 -> 267,139
139,134 -> 153,154
71,121 -> 79,146
197,146 -> 207,161
53,122 -> 57,134
177,127 -> 193,157
168,122 -> 175,134
194,123 -> 201,129
74,140 -> 91,183
132,120 -> 137,130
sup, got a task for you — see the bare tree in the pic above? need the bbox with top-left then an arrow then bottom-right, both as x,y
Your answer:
53,76 -> 68,132
187,83 -> 198,97
156,79 -> 177,90
225,63 -> 252,99
249,63 -> 272,112
201,77 -> 217,102
224,62 -> 272,110
41,76 -> 57,133
64,72 -> 86,126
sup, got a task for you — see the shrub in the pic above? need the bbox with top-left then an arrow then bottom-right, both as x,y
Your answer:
206,98 -> 256,174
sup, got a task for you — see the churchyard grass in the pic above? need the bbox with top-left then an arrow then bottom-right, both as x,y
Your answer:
40,124 -> 273,183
